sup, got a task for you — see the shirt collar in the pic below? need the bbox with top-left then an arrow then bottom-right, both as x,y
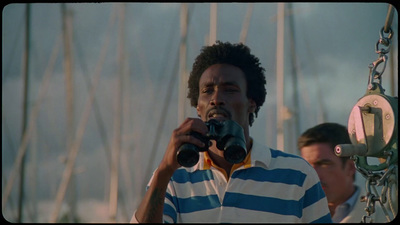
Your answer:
249,139 -> 271,168
344,185 -> 360,209
332,185 -> 360,222
193,138 -> 272,172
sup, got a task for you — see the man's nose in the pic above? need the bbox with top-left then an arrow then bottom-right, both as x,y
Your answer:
210,90 -> 225,106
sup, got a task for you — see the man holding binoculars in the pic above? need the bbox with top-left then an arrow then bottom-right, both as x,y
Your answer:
131,41 -> 332,223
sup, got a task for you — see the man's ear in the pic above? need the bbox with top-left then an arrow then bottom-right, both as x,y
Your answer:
248,99 -> 256,113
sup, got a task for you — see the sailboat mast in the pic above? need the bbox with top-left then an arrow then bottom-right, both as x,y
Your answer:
109,3 -> 126,222
276,3 -> 285,151
61,3 -> 78,222
209,3 -> 217,45
178,3 -> 188,125
287,3 -> 300,152
239,3 -> 253,44
18,3 -> 31,222
62,3 -> 75,148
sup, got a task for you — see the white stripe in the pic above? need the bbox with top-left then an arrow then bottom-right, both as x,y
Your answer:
170,170 -> 309,202
228,178 -> 306,201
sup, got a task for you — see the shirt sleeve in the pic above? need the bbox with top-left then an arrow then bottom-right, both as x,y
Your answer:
163,178 -> 178,223
130,169 -> 176,223
301,163 -> 333,223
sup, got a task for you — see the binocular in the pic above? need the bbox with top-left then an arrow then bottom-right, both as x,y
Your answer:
176,119 -> 247,167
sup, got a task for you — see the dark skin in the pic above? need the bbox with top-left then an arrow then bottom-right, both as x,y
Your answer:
134,64 -> 256,223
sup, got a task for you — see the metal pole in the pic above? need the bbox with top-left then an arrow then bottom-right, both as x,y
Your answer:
109,3 -> 126,222
276,3 -> 285,151
18,4 -> 31,222
62,3 -> 75,152
61,4 -> 77,222
178,3 -> 188,125
239,3 -> 253,44
287,3 -> 300,153
209,3 -> 217,45
49,7 -> 114,222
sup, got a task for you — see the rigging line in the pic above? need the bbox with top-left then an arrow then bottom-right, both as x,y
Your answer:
287,3 -> 300,151
60,5 -> 78,222
142,46 -> 180,194
276,2 -> 285,151
61,3 -> 75,156
2,172 -> 17,220
293,10 -> 325,125
141,5 -> 182,120
71,7 -> 131,221
133,5 -> 180,91
2,109 -> 18,220
304,5 -> 327,124
142,4 -> 196,189
130,4 -> 186,99
2,32 -> 63,213
185,5 -> 201,51
128,41 -> 157,134
2,110 -> 17,162
126,6 -> 183,170
72,11 -> 112,169
18,4 -> 31,222
115,5 -> 136,218
239,3 -> 253,44
3,9 -> 25,81
109,3 -> 126,222
306,39 -> 327,124
138,14 -> 179,174
131,36 -> 154,98
48,5 -> 117,222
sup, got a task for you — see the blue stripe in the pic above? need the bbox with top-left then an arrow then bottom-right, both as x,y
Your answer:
302,182 -> 326,208
270,148 -> 302,159
174,194 -> 221,213
163,203 -> 177,223
223,192 -> 302,218
311,213 -> 333,223
231,167 -> 306,186
171,169 -> 214,184
165,192 -> 178,206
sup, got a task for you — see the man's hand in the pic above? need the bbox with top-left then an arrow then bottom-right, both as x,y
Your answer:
158,117 -> 208,173
133,117 -> 207,223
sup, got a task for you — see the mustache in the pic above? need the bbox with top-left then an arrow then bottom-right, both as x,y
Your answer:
206,106 -> 232,120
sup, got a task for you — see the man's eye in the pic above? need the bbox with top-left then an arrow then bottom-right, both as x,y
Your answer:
319,162 -> 333,168
201,88 -> 213,94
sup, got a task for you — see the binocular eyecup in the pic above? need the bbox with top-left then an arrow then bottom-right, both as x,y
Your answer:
176,119 -> 247,167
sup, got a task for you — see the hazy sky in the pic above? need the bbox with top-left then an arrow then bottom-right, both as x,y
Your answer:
2,2 -> 398,222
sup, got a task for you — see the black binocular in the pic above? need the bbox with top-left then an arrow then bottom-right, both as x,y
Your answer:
176,119 -> 247,167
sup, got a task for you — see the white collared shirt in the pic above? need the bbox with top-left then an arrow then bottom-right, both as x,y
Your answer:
332,186 -> 360,223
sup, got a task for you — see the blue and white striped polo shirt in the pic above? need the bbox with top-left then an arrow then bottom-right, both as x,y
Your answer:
148,140 -> 332,223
